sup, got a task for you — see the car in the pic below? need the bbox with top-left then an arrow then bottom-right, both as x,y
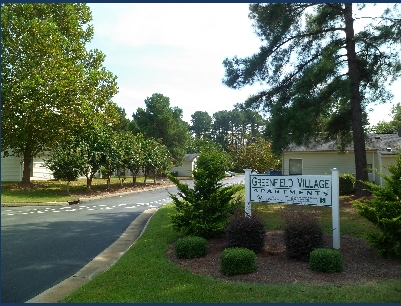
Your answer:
224,171 -> 233,177
225,171 -> 236,177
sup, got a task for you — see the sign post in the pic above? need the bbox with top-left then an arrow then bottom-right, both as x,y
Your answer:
244,168 -> 340,249
244,169 -> 252,217
331,168 -> 340,249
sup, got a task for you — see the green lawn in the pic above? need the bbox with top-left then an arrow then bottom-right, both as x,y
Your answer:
62,203 -> 400,303
1,177 -> 170,203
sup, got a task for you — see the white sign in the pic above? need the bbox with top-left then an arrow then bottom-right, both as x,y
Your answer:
243,169 -> 340,249
250,175 -> 331,206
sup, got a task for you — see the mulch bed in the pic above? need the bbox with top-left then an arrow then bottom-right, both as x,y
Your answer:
166,231 -> 401,285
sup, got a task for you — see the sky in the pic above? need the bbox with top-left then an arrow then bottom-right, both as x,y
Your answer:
87,3 -> 400,126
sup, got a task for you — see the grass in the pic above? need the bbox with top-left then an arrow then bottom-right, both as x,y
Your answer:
1,176 -> 170,203
62,203 -> 401,303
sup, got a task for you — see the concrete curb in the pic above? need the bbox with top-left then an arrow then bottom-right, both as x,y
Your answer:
2,184 -> 173,207
26,208 -> 158,303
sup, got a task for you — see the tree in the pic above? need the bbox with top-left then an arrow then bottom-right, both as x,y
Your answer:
353,154 -> 401,258
223,4 -> 401,196
130,93 -> 190,166
1,3 -> 118,184
211,109 -> 266,152
120,133 -> 145,186
142,138 -> 172,184
101,131 -> 126,191
168,145 -> 242,238
190,111 -> 212,139
233,138 -> 281,173
112,106 -> 131,132
371,102 -> 401,134
76,124 -> 113,191
43,138 -> 87,193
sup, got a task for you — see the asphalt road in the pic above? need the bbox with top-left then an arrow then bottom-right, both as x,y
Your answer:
1,176 -> 244,303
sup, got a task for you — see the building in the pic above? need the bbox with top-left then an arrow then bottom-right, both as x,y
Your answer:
170,153 -> 199,177
1,151 -> 54,181
282,133 -> 401,186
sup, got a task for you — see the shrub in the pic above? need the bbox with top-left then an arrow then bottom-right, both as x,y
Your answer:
339,173 -> 355,195
282,207 -> 324,261
225,210 -> 266,253
174,236 -> 208,259
220,247 -> 257,276
309,248 -> 344,273
353,154 -> 401,259
168,146 -> 242,238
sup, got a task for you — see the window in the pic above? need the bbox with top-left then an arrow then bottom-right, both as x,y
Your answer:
367,164 -> 372,174
289,159 -> 302,175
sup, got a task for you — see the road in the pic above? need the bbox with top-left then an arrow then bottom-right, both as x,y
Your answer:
1,176 -> 244,303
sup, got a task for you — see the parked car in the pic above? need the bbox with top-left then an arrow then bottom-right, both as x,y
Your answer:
225,171 -> 236,177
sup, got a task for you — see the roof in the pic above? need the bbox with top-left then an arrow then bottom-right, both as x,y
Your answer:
286,133 -> 401,154
182,153 -> 199,162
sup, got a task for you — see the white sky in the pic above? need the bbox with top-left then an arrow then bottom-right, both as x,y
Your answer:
87,3 -> 400,127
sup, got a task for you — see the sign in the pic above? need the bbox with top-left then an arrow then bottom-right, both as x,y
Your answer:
243,169 -> 340,249
250,175 -> 331,206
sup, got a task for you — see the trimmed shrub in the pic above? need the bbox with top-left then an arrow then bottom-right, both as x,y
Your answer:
282,207 -> 324,262
168,146 -> 242,239
220,247 -> 257,276
353,154 -> 401,259
225,210 -> 266,253
174,236 -> 208,259
339,173 -> 355,195
309,248 -> 344,273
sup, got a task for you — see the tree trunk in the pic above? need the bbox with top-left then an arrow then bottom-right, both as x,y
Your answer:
344,3 -> 369,197
86,175 -> 92,191
132,174 -> 137,186
21,149 -> 32,185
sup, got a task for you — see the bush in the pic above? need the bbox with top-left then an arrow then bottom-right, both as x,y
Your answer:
225,210 -> 266,253
353,154 -> 401,259
339,173 -> 355,195
220,247 -> 257,276
309,248 -> 344,273
282,207 -> 324,261
168,146 -> 242,238
174,236 -> 208,259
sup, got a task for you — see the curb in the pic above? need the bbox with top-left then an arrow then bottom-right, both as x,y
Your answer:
26,207 -> 158,303
2,184 -> 173,207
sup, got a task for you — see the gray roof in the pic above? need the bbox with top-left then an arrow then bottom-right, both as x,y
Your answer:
286,133 -> 401,154
182,153 -> 199,162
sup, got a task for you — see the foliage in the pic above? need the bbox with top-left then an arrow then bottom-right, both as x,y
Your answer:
225,210 -> 266,253
44,139 -> 85,193
62,204 -> 401,303
130,93 -> 190,166
190,111 -> 212,139
1,3 -> 118,184
233,137 -> 281,173
371,103 -> 401,134
168,146 -> 242,238
353,154 -> 401,258
220,247 -> 257,276
309,248 -> 344,273
222,3 -> 401,196
339,173 -> 356,195
100,132 -> 124,190
211,109 -> 265,152
120,133 -> 145,186
174,236 -> 208,259
142,138 -> 172,184
282,207 -> 324,261
43,138 -> 87,193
